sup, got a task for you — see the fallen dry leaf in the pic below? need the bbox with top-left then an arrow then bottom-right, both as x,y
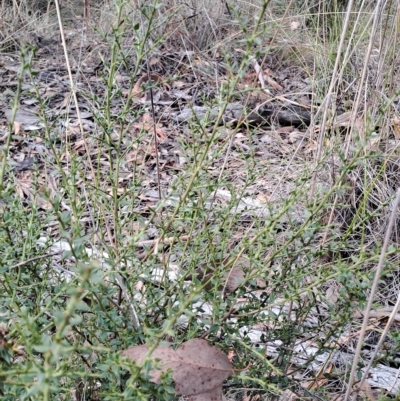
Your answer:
392,115 -> 400,139
194,257 -> 249,294
188,386 -> 223,401
15,171 -> 52,209
125,72 -> 165,99
224,261 -> 247,294
358,380 -> 379,401
122,338 -> 232,398
5,108 -> 43,131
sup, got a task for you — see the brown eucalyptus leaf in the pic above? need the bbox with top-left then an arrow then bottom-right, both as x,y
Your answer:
194,256 -> 249,293
122,339 -> 232,397
4,108 -> 43,130
223,257 -> 250,293
173,339 -> 232,396
189,386 -> 223,401
14,157 -> 34,172
122,344 -> 181,382
224,265 -> 246,293
121,344 -> 149,362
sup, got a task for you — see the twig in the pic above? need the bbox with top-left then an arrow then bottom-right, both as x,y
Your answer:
141,6 -> 162,201
147,75 -> 162,201
344,188 -> 400,401
53,0 -> 114,247
115,274 -> 141,331
135,235 -> 191,247
7,252 -> 62,270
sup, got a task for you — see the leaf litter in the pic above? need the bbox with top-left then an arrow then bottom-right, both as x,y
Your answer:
3,21 -> 400,399
0,47 -> 316,234
1,41 -> 319,394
